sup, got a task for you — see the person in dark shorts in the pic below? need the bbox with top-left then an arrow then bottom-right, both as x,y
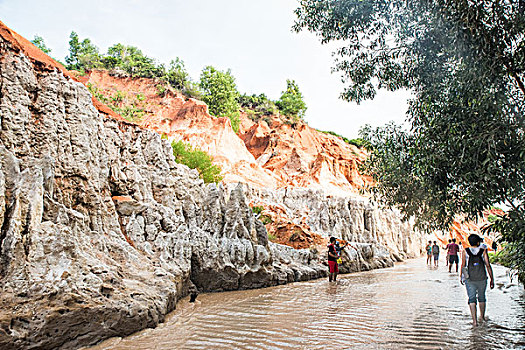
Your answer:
445,239 -> 452,266
432,241 -> 440,267
327,237 -> 340,282
446,238 -> 460,273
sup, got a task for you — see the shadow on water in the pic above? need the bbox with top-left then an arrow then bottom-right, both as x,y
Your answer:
86,258 -> 525,350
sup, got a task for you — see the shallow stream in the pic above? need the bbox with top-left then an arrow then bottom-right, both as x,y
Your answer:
89,258 -> 525,349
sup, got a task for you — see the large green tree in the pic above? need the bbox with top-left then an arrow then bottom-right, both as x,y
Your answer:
199,66 -> 241,132
295,0 -> 525,280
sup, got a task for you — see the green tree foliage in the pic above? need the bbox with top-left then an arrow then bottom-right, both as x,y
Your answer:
199,66 -> 241,132
31,35 -> 52,54
171,140 -> 223,184
163,58 -> 202,98
295,1 -> 525,279
238,93 -> 278,120
65,31 -> 101,71
164,58 -> 189,91
103,43 -> 164,78
63,33 -> 200,97
275,79 -> 307,120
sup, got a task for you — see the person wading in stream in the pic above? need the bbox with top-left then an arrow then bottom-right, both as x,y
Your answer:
425,241 -> 432,265
445,239 -> 452,266
446,238 -> 460,273
328,237 -> 340,282
432,241 -> 440,267
460,234 -> 495,327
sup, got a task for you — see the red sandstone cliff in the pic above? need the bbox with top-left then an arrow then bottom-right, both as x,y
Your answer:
82,70 -> 371,194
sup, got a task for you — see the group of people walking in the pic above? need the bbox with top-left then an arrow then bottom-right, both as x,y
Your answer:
425,238 -> 461,272
329,234 -> 495,327
425,234 -> 495,326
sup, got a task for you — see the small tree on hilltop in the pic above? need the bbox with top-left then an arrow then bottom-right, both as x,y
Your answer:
276,79 -> 307,121
199,66 -> 240,132
104,43 -> 164,78
65,31 -> 101,71
164,58 -> 189,91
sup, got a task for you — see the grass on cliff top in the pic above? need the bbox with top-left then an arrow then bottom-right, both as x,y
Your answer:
171,140 -> 223,184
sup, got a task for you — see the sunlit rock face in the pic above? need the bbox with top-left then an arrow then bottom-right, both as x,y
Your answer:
0,21 -> 424,350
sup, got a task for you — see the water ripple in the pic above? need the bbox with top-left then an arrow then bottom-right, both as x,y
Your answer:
86,259 -> 525,350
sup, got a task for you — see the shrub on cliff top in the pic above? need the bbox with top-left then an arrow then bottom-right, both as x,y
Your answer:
171,140 -> 223,184
65,31 -> 102,71
199,66 -> 241,133
238,93 -> 278,120
105,43 -> 164,78
318,130 -> 368,148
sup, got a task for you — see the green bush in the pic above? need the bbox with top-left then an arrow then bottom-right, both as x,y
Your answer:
163,58 -> 189,91
171,140 -> 223,184
318,130 -> 369,148
113,105 -> 146,122
238,93 -> 278,120
199,66 -> 240,132
251,206 -> 264,215
260,215 -> 273,225
86,84 -> 145,123
268,233 -> 276,241
156,84 -> 168,97
276,79 -> 307,121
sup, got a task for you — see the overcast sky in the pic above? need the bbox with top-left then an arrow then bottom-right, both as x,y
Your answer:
0,0 -> 410,138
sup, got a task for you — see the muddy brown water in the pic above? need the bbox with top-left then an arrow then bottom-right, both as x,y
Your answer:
88,258 -> 525,349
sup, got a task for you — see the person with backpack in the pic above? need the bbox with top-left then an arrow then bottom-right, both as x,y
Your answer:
460,234 -> 495,326
431,241 -> 440,267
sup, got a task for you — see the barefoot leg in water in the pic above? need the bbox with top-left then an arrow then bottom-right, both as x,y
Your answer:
469,303 -> 478,326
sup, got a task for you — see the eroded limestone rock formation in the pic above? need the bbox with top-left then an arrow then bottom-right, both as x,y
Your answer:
0,22 -> 424,350
0,28 -> 325,349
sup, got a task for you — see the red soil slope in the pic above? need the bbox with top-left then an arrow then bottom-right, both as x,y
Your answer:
83,70 -> 372,193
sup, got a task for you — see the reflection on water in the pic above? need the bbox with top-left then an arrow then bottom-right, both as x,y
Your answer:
88,259 -> 525,350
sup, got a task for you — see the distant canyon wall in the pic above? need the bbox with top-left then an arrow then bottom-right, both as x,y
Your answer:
242,186 -> 425,271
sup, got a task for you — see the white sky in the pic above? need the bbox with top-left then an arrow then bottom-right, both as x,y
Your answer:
0,0 -> 410,138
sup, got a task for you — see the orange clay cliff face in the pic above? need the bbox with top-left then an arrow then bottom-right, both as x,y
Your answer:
82,70 -> 372,193
437,208 -> 505,251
